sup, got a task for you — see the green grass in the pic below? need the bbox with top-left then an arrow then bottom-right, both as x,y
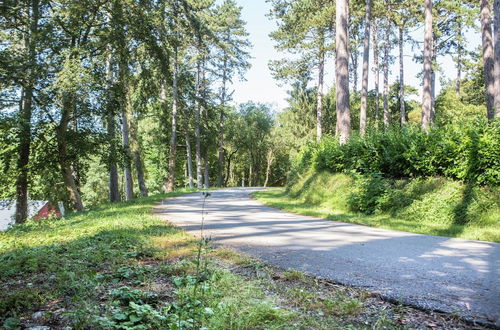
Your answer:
254,171 -> 500,242
0,188 -> 484,329
0,189 -> 292,329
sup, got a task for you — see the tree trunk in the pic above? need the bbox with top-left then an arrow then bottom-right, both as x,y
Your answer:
217,54 -> 228,187
316,29 -> 325,141
57,94 -> 84,211
184,125 -> 194,188
127,91 -> 148,197
430,38 -> 436,123
203,150 -> 210,188
456,21 -> 463,95
383,18 -> 390,130
165,45 -> 179,193
494,0 -> 500,118
360,0 -> 371,136
194,60 -> 203,188
399,26 -> 406,126
481,0 -> 495,120
121,99 -> 134,200
15,0 -> 39,223
335,0 -> 351,145
263,148 -> 274,188
373,21 -> 380,126
105,54 -> 120,202
422,0 -> 433,131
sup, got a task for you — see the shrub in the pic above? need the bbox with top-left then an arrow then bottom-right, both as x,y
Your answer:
308,120 -> 499,186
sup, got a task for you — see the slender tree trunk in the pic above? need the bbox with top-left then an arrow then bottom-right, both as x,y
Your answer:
373,21 -> 380,127
335,0 -> 351,145
399,26 -> 406,126
351,41 -> 359,93
165,45 -> 179,192
264,148 -> 274,188
127,92 -> 148,197
217,55 -> 228,187
184,125 -> 194,188
456,21 -> 463,95
194,60 -> 203,188
430,39 -> 436,123
57,93 -> 84,211
316,29 -> 325,141
481,0 -> 495,120
121,99 -> 134,201
494,0 -> 500,118
15,0 -> 39,223
203,150 -> 210,188
422,0 -> 433,131
383,14 -> 390,130
360,0 -> 371,136
105,54 -> 120,202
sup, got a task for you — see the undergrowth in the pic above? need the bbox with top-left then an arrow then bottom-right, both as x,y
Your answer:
254,171 -> 500,242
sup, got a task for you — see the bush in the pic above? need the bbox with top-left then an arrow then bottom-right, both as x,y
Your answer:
309,120 -> 499,186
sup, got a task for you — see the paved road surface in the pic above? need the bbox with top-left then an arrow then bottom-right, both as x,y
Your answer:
154,188 -> 500,326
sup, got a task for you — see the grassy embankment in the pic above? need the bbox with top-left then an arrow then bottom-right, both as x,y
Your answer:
0,189 -> 480,329
254,171 -> 500,242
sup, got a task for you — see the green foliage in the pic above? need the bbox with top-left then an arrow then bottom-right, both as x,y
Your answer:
306,121 -> 499,186
255,172 -> 500,242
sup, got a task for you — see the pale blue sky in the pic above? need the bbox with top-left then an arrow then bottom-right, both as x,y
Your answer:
230,1 -> 482,111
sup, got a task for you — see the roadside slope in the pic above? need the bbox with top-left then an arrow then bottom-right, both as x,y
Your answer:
155,187 -> 500,327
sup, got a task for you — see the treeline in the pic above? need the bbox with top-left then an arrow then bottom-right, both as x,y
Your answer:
267,0 -> 499,184
268,0 -> 500,138
1,0 -> 286,223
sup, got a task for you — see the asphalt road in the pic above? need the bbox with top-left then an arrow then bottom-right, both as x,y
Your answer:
154,188 -> 500,326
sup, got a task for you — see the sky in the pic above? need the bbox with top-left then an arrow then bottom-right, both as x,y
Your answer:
229,0 -> 482,112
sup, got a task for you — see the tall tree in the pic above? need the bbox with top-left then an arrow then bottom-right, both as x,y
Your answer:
382,0 -> 392,130
336,0 -> 351,144
422,0 -> 433,131
373,21 -> 381,126
15,0 -> 39,223
494,0 -> 500,118
481,0 -> 495,120
360,0 -> 372,136
213,0 -> 250,187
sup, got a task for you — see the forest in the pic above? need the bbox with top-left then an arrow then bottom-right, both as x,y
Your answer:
1,0 -> 500,329
1,0 -> 499,224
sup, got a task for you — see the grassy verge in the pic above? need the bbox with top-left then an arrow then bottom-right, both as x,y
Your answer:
253,171 -> 500,242
0,189 -> 486,329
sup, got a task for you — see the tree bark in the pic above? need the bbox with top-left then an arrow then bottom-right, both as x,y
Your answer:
422,0 -> 433,131
57,93 -> 84,211
360,0 -> 371,136
127,91 -> 148,197
165,45 -> 179,193
456,21 -> 463,95
194,60 -> 203,188
15,0 -> 39,223
203,150 -> 210,188
121,95 -> 134,201
217,54 -> 228,187
335,0 -> 351,145
105,54 -> 120,202
184,124 -> 194,188
481,0 -> 495,120
373,21 -> 380,126
494,0 -> 500,118
399,26 -> 406,126
263,148 -> 274,188
382,1 -> 390,130
316,29 -> 325,141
